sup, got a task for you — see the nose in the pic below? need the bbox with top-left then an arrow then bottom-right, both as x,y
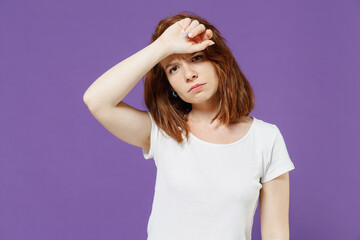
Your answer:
183,64 -> 198,82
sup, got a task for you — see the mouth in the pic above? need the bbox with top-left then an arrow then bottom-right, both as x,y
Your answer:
189,83 -> 206,92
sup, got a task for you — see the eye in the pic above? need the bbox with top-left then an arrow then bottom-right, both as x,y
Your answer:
193,55 -> 203,61
168,55 -> 204,74
169,66 -> 179,74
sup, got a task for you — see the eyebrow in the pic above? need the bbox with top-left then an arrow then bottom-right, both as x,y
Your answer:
164,51 -> 202,70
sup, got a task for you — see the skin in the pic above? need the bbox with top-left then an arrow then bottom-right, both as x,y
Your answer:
159,51 -> 221,123
158,18 -> 252,131
159,52 -> 253,143
158,18 -> 228,128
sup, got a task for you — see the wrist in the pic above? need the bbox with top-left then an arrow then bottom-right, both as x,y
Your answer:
153,37 -> 173,58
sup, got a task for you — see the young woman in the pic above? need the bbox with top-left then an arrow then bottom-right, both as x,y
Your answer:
83,12 -> 295,240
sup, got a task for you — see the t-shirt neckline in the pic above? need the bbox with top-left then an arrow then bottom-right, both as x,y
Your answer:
188,116 -> 256,147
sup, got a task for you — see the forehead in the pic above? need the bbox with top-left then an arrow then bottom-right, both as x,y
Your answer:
160,51 -> 203,68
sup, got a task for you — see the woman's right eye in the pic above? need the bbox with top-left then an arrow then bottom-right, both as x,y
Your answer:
169,66 -> 179,74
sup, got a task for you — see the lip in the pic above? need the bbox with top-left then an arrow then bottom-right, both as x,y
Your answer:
189,83 -> 206,92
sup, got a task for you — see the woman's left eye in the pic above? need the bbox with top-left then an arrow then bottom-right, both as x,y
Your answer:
193,55 -> 203,61
168,55 -> 203,74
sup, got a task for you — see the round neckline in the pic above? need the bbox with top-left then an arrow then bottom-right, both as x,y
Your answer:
188,116 -> 256,147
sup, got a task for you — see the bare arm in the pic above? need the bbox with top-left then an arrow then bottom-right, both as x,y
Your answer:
82,18 -> 214,150
83,38 -> 170,111
81,39 -> 171,150
260,172 -> 291,240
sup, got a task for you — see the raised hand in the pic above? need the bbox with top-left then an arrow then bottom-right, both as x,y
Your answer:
157,17 -> 215,55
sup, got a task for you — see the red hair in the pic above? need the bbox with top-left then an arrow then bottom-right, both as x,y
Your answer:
143,11 -> 255,144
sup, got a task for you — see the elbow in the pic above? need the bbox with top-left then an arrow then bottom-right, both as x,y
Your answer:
83,92 -> 98,112
83,92 -> 91,105
83,89 -> 97,106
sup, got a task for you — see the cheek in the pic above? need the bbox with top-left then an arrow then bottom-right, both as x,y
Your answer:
168,77 -> 181,88
167,78 -> 175,88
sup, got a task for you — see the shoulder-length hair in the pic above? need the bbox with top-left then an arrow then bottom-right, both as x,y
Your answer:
143,11 -> 255,144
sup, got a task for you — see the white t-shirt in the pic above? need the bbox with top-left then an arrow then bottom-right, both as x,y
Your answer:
142,111 -> 295,240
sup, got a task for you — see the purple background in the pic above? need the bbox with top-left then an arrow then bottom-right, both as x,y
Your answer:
1,0 -> 359,239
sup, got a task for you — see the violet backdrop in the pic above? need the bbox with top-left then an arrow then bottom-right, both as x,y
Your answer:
1,0 -> 359,239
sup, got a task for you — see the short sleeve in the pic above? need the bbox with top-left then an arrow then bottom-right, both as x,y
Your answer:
260,125 -> 295,183
142,111 -> 158,160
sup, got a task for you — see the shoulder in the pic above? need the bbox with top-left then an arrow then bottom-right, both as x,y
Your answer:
253,117 -> 278,142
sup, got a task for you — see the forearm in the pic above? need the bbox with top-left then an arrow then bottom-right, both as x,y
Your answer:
83,38 -> 170,111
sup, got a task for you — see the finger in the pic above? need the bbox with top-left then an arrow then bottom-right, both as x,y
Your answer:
199,29 -> 213,42
187,24 -> 206,39
192,29 -> 212,44
191,40 -> 215,52
178,17 -> 192,33
184,19 -> 200,37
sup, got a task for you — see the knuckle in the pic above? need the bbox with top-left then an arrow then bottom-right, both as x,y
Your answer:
192,20 -> 199,24
195,25 -> 205,34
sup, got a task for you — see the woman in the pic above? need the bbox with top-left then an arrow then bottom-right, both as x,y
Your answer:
83,12 -> 295,240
